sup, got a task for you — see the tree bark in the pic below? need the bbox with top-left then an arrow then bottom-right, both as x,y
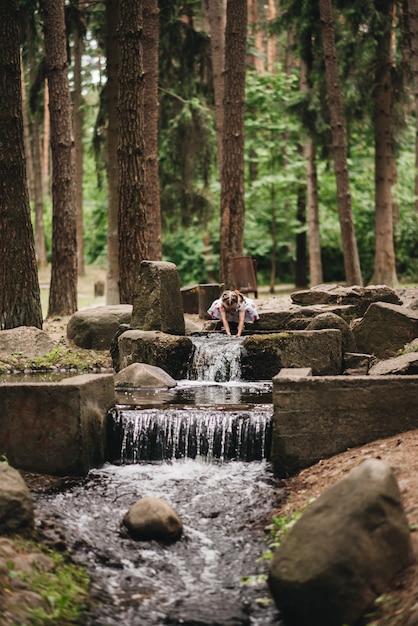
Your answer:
220,0 -> 247,287
105,0 -> 120,304
300,58 -> 323,286
205,0 -> 225,176
73,4 -> 85,276
143,0 -> 162,260
118,0 -> 148,304
370,0 -> 398,286
0,0 -> 43,329
408,0 -> 418,215
319,0 -> 363,286
41,0 -> 78,317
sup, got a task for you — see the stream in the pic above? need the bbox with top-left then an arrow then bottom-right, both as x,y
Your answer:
33,336 -> 285,625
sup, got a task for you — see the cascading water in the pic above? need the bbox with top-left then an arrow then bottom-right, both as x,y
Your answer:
33,334 -> 285,626
187,334 -> 244,382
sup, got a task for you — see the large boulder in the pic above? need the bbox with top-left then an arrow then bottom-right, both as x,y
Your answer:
114,363 -> 177,389
0,327 -> 57,359
131,261 -> 185,335
241,330 -> 342,379
290,284 -> 402,317
352,302 -> 418,359
123,496 -> 183,543
268,459 -> 412,626
116,329 -> 193,379
305,311 -> 356,354
67,305 -> 132,350
0,463 -> 34,534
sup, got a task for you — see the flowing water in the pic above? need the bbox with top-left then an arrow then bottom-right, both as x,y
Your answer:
33,335 -> 285,625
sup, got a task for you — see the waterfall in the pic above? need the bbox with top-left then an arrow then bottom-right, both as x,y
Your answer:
108,334 -> 273,464
187,335 -> 243,382
107,406 -> 272,463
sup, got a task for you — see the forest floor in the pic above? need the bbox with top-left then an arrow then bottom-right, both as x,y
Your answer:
3,266 -> 418,625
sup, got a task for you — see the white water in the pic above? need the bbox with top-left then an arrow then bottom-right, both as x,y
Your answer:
187,335 -> 244,382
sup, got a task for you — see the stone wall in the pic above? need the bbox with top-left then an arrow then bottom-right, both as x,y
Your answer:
272,369 -> 418,477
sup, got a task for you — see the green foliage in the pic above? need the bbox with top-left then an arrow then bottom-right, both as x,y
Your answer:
163,220 -> 220,286
259,509 -> 305,562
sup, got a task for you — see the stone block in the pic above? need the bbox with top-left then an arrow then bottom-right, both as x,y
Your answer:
272,374 -> 418,477
131,261 -> 185,335
0,374 -> 115,476
241,330 -> 343,380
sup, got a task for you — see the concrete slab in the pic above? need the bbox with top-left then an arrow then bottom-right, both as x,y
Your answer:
0,373 -> 115,476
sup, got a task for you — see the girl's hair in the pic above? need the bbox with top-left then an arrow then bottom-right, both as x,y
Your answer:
221,290 -> 244,309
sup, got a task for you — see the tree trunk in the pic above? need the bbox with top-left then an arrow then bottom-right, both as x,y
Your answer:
73,6 -> 85,276
21,55 -> 35,203
41,0 -> 78,317
300,58 -> 323,285
105,0 -> 120,304
0,0 -> 42,329
33,116 -> 48,267
408,0 -> 418,215
118,0 -> 148,304
143,0 -> 162,261
220,0 -> 247,288
370,0 -> 398,286
304,138 -> 323,286
205,0 -> 225,175
42,79 -> 50,198
319,0 -> 363,286
248,0 -> 264,72
26,22 -> 47,268
267,0 -> 278,72
295,194 -> 308,288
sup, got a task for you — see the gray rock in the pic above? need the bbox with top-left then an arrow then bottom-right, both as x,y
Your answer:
241,330 -> 342,379
369,351 -> 418,375
117,329 -> 193,379
290,284 -> 402,317
268,459 -> 412,626
352,302 -> 418,359
131,261 -> 185,335
305,311 -> 356,353
0,326 -> 57,359
67,305 -> 132,350
123,496 -> 183,543
0,463 -> 34,534
114,363 -> 177,389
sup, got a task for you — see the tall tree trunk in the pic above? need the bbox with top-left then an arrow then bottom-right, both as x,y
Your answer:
21,56 -> 35,202
319,0 -> 363,286
205,0 -> 225,175
300,58 -> 323,286
33,117 -> 48,267
41,0 -> 78,317
370,0 -> 398,286
248,0 -> 264,72
118,0 -> 148,304
0,0 -> 42,329
267,0 -> 278,72
143,0 -> 162,261
26,21 -> 47,267
220,0 -> 247,287
42,79 -> 50,198
295,194 -> 308,288
304,138 -> 323,286
411,0 -> 418,215
105,0 -> 120,304
73,5 -> 85,276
